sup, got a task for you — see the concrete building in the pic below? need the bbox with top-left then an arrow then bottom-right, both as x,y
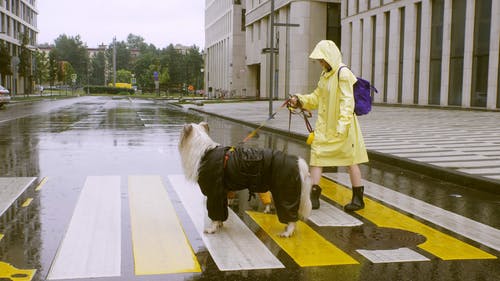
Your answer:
0,0 -> 38,95
204,0 -> 247,98
344,0 -> 500,109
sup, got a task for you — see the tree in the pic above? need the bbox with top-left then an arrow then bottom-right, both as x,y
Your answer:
48,49 -> 58,89
53,34 -> 89,84
18,32 -> 33,95
89,51 -> 106,85
34,50 -> 48,86
0,41 -> 11,85
133,52 -> 157,90
116,69 -> 133,83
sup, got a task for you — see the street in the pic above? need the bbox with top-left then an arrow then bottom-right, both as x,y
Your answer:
0,96 -> 499,281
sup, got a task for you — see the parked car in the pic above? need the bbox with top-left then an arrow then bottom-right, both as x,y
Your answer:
0,85 -> 11,108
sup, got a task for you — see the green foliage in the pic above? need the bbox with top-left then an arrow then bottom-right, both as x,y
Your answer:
48,50 -> 58,87
54,34 -> 89,83
89,51 -> 106,85
116,69 -> 133,83
0,41 -> 11,84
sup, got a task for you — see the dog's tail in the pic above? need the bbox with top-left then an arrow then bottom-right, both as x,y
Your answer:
297,157 -> 312,221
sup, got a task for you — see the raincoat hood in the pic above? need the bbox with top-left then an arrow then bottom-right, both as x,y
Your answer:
309,40 -> 342,72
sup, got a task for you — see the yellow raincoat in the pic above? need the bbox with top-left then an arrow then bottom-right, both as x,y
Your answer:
295,40 -> 368,167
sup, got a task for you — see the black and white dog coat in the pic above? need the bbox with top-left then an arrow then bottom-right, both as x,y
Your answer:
197,146 -> 302,224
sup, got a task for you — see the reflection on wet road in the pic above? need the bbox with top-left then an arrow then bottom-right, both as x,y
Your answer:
0,96 -> 499,281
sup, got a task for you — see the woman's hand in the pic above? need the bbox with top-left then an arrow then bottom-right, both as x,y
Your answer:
288,95 -> 301,108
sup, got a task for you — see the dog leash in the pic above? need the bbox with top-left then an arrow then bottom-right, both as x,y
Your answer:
240,98 -> 291,143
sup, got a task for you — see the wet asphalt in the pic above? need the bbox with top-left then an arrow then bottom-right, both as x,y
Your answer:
0,96 -> 499,281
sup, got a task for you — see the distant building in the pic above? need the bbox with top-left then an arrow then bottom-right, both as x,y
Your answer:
204,0 -> 247,98
0,0 -> 38,94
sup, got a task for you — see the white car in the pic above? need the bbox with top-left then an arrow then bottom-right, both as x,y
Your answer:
0,85 -> 11,108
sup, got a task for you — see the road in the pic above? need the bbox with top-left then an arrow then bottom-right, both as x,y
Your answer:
0,96 -> 499,281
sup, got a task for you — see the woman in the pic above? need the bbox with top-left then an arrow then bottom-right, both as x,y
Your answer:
289,40 -> 369,211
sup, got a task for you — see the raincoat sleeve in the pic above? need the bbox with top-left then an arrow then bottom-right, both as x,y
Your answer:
293,85 -> 321,111
337,70 -> 356,137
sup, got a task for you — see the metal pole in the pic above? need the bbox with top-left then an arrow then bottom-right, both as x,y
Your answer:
268,0 -> 275,118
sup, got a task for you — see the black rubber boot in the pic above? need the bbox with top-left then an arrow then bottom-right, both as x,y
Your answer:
344,186 -> 365,212
311,184 -> 322,210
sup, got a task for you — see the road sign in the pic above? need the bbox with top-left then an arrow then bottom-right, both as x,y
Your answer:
71,74 -> 77,83
153,71 -> 159,81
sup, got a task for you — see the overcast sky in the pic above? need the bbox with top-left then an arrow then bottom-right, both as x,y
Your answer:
37,0 -> 205,49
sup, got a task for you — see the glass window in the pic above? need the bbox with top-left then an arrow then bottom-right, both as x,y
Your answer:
398,7 -> 405,103
414,2 -> 421,104
429,0 -> 444,105
471,0 -> 491,107
383,11 -> 389,102
448,0 -> 466,106
326,3 -> 341,46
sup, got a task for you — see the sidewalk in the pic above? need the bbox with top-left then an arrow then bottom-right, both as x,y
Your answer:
185,100 -> 500,193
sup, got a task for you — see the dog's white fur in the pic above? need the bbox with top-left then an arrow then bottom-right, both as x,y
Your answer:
179,122 -> 312,237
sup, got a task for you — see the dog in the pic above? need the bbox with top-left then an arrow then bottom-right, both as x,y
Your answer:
178,122 -> 312,237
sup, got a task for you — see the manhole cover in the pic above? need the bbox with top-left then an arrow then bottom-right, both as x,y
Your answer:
331,226 -> 426,250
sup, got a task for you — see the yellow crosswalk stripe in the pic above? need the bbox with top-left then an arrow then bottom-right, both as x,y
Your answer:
0,261 -> 36,281
246,211 -> 359,266
320,178 -> 497,260
35,177 -> 48,191
128,175 -> 201,275
21,198 -> 33,208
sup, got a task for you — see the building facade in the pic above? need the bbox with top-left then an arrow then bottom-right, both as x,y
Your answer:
204,0 -> 247,98
0,0 -> 38,94
343,0 -> 500,109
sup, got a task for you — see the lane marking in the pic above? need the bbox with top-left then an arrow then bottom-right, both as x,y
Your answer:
168,175 -> 285,271
0,261 -> 36,281
327,173 -> 500,254
35,177 -> 48,191
47,176 -> 121,279
319,177 -> 496,260
309,199 -> 363,227
128,175 -> 201,275
356,248 -> 430,263
21,198 -> 33,208
247,211 -> 359,266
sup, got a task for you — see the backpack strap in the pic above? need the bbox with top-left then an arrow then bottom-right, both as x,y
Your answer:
337,65 -> 348,81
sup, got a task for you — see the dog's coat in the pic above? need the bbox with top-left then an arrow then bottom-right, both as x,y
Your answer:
179,122 -> 312,236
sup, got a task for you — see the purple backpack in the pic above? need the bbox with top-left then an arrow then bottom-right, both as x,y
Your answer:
338,66 -> 378,116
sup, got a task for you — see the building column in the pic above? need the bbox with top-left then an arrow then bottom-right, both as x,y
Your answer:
402,3 -> 416,104
361,16 -> 373,80
461,0 -> 475,107
439,0 -> 452,106
418,0 -> 432,105
487,0 -> 500,109
373,13 -> 385,103
386,8 -> 400,104
351,19 -> 362,73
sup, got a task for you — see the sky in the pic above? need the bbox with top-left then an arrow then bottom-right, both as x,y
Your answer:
37,0 -> 205,49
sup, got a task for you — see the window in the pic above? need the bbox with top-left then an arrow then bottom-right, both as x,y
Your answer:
326,3 -> 341,45
398,7 -> 405,103
414,2 -> 421,104
448,0 -> 466,106
471,0 -> 491,107
429,0 -> 444,105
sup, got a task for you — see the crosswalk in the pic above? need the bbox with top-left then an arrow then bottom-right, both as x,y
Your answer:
1,174 -> 499,280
